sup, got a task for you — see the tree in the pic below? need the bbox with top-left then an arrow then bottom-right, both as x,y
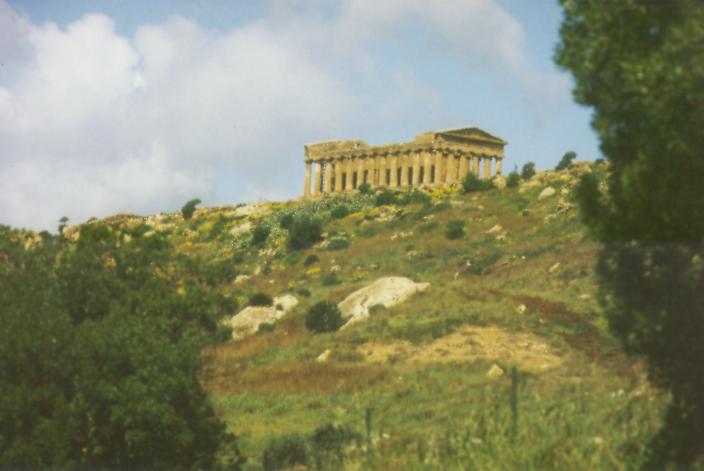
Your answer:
521,162 -> 536,180
0,225 -> 239,469
305,301 -> 344,333
287,215 -> 323,250
555,151 -> 576,171
506,167 -> 521,188
181,198 -> 202,220
556,0 -> 704,466
461,173 -> 493,193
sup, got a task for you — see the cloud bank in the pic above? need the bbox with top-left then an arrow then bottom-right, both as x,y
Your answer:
0,0 -> 569,230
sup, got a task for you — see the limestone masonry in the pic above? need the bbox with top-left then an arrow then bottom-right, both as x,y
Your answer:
303,126 -> 506,196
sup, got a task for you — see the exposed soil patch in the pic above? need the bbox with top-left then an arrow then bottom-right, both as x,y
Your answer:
485,289 -> 633,375
356,325 -> 562,373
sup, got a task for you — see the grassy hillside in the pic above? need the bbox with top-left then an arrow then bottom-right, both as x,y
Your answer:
68,163 -> 666,469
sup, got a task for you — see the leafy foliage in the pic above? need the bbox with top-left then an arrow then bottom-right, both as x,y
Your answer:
506,168 -> 521,188
181,198 -> 202,220
445,220 -> 465,240
287,215 -> 323,251
556,0 -> 704,465
521,162 -> 536,180
327,237 -> 350,250
249,293 -> 274,307
0,225 -> 237,469
555,151 -> 576,171
461,173 -> 493,193
261,434 -> 308,471
374,190 -> 397,206
330,205 -> 350,220
251,224 -> 271,246
357,182 -> 372,194
305,301 -> 344,333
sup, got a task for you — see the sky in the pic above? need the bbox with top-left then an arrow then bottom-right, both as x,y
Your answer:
0,0 -> 600,231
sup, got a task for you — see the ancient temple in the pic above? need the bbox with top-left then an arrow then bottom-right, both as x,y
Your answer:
303,126 -> 506,196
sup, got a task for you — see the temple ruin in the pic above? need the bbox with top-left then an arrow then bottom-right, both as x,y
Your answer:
303,126 -> 507,196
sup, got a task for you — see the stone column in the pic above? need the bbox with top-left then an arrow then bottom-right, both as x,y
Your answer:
483,155 -> 492,179
343,156 -> 352,192
324,160 -> 333,194
311,161 -> 320,195
458,152 -> 468,182
356,156 -> 365,189
495,158 -> 502,176
472,154 -> 480,176
388,154 -> 397,188
334,158 -> 343,194
304,161 -> 312,197
422,150 -> 432,186
447,153 -> 458,183
411,151 -> 420,186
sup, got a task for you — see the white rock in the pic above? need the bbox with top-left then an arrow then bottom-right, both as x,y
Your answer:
234,274 -> 251,285
226,294 -> 298,340
316,349 -> 332,363
548,262 -> 561,273
486,224 -> 503,235
538,187 -> 556,200
338,277 -> 429,329
486,364 -> 504,379
516,304 -> 527,314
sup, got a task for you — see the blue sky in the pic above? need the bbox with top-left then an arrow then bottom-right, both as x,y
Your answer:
0,0 -> 600,230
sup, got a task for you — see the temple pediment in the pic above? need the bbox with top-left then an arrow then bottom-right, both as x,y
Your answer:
434,126 -> 507,145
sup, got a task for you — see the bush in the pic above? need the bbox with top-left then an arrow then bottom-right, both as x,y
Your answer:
305,301 -> 344,333
321,273 -> 341,286
375,190 -> 397,206
462,173 -> 493,193
556,151 -> 577,171
180,198 -> 201,220
249,292 -> 273,307
311,424 -> 360,470
279,213 -> 294,230
303,254 -> 320,266
251,224 -> 271,246
327,237 -> 350,250
295,287 -> 311,297
521,162 -> 536,180
400,189 -> 432,206
445,220 -> 465,240
358,182 -> 372,194
330,205 -> 350,219
262,434 -> 308,471
506,169 -> 521,188
257,322 -> 275,334
284,251 -> 301,266
288,215 -> 323,250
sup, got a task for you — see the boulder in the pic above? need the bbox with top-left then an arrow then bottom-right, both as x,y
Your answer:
338,277 -> 429,329
226,294 -> 298,340
538,187 -> 556,200
485,224 -> 503,235
486,363 -> 504,379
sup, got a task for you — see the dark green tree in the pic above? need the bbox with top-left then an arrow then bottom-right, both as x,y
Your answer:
555,151 -> 576,171
556,0 -> 704,466
181,198 -> 202,220
305,301 -> 344,333
287,215 -> 323,250
0,225 -> 239,469
520,162 -> 536,180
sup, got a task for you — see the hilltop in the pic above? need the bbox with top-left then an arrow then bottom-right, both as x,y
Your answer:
16,162 -> 665,469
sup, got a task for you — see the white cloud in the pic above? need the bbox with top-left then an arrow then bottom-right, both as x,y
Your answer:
0,0 -> 570,230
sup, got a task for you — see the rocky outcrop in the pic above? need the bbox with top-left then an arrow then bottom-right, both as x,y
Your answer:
226,294 -> 298,340
338,277 -> 429,329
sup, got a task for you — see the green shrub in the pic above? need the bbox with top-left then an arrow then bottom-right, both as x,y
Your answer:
358,182 -> 372,194
506,169 -> 521,188
375,190 -> 397,206
369,303 -> 386,315
295,287 -> 311,297
262,434 -> 308,471
419,221 -> 439,233
279,213 -> 294,230
288,215 -> 323,250
207,215 -> 229,240
321,273 -> 341,286
556,151 -> 577,170
257,322 -> 275,334
462,173 -> 493,193
311,424 -> 360,469
251,224 -> 271,246
284,251 -> 301,266
445,220 -> 466,240
305,301 -> 344,333
400,189 -> 432,205
330,205 -> 350,219
327,237 -> 350,250
303,254 -> 320,266
180,198 -> 201,220
249,292 -> 273,306
521,162 -> 536,180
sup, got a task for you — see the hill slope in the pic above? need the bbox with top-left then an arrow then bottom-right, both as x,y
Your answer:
69,163 -> 665,468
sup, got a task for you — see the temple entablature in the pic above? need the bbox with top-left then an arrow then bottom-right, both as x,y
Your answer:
303,126 -> 507,197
